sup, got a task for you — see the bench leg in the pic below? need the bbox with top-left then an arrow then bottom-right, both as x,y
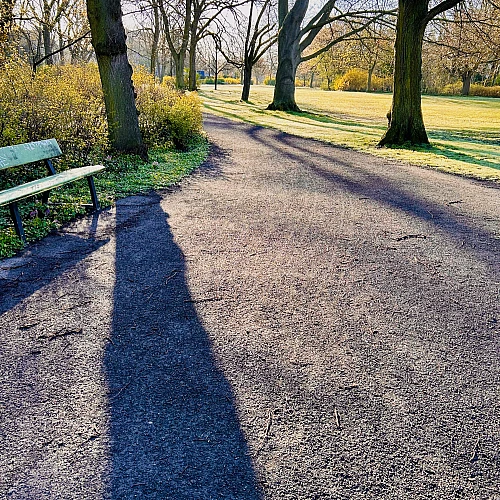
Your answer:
9,202 -> 26,245
42,191 -> 50,204
87,176 -> 100,211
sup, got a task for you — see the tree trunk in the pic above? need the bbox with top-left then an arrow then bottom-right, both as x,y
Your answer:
241,60 -> 252,101
187,5 -> 200,91
173,53 -> 185,88
267,0 -> 307,111
367,60 -> 376,92
461,71 -> 472,96
378,0 -> 429,146
150,4 -> 160,75
42,25 -> 53,65
86,0 -> 146,157
309,72 -> 314,88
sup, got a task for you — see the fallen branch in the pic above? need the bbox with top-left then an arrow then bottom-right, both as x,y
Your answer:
395,234 -> 427,242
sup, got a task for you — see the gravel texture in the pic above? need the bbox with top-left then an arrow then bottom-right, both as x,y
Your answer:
0,114 -> 499,499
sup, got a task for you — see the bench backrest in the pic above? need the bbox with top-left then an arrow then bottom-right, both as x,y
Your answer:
0,139 -> 62,171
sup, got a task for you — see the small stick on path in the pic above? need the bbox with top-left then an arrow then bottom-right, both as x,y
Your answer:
470,437 -> 480,462
256,410 -> 273,456
334,407 -> 342,429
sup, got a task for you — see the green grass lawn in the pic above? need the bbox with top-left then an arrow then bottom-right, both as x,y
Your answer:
199,84 -> 500,182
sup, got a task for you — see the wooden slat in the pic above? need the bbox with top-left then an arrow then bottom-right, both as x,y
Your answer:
0,165 -> 105,206
0,139 -> 62,170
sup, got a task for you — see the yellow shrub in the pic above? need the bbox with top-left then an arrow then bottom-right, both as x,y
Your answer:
167,92 -> 203,150
441,82 -> 500,97
133,66 -> 203,149
222,77 -> 241,85
441,82 -> 462,95
0,59 -> 108,164
470,84 -> 500,98
0,60 -> 203,162
334,69 -> 367,91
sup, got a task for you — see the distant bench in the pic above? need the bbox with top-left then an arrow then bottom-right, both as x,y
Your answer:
0,139 -> 105,244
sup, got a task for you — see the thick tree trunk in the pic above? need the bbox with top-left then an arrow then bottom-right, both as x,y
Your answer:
86,0 -> 146,157
379,0 -> 429,146
461,71 -> 472,96
267,0 -> 307,111
174,53 -> 185,89
241,60 -> 252,101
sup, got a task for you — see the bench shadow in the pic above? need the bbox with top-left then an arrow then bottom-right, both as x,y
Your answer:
0,221 -> 108,316
106,193 -> 262,499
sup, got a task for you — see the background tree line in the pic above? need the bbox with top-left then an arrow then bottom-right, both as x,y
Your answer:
1,0 -> 500,152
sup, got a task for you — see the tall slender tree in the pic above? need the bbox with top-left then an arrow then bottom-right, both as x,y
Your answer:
218,0 -> 277,101
86,0 -> 146,156
158,0 -> 191,88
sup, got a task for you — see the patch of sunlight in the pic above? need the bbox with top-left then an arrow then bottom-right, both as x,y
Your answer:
200,85 -> 500,183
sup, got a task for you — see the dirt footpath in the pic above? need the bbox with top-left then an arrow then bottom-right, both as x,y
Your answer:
1,114 -> 499,499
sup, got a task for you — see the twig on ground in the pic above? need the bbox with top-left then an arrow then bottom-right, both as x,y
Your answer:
110,380 -> 131,401
395,234 -> 427,242
256,410 -> 274,456
334,408 -> 342,429
470,438 -> 480,462
165,270 -> 181,284
185,296 -> 223,303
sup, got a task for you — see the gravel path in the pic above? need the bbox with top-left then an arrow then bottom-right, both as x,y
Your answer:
1,114 -> 499,499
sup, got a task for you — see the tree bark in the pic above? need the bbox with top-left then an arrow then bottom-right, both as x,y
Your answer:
188,10 -> 199,91
159,0 -> 191,89
267,0 -> 306,111
86,0 -> 146,157
461,71 -> 472,95
378,0 -> 429,146
241,60 -> 252,101
367,60 -> 376,92
150,4 -> 160,75
42,24 -> 53,65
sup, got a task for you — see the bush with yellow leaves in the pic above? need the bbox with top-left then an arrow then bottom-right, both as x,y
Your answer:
133,67 -> 203,150
0,60 -> 203,162
333,68 -> 392,92
441,82 -> 500,98
0,58 -> 108,165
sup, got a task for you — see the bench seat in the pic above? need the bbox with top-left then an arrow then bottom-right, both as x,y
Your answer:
0,139 -> 106,244
0,164 -> 105,206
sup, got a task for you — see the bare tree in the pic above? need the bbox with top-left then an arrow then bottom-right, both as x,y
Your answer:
86,0 -> 146,156
379,0 -> 463,146
268,0 -> 395,111
218,0 -> 277,100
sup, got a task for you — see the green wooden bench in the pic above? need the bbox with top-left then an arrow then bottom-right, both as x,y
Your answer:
0,139 -> 105,244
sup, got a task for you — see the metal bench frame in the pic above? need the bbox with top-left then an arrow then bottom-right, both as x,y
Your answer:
0,139 -> 105,244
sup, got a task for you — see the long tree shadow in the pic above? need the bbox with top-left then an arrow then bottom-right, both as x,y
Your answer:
106,192 -> 262,499
242,124 -> 499,267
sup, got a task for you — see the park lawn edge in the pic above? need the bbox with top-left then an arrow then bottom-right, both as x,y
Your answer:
200,88 -> 500,185
0,138 -> 209,259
